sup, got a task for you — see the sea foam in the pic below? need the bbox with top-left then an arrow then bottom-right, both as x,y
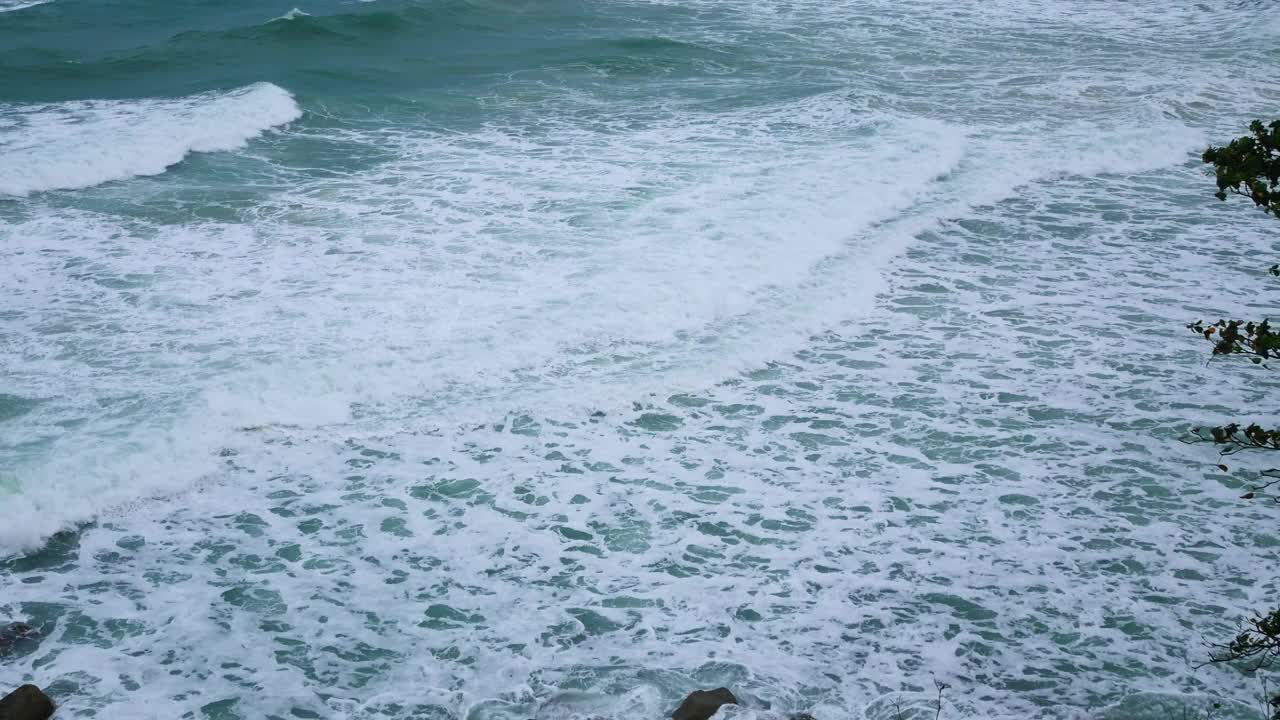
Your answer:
1,0 -> 1276,714
0,0 -> 50,13
0,82 -> 300,196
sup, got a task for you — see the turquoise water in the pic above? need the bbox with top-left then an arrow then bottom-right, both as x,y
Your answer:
2,0 -> 1279,717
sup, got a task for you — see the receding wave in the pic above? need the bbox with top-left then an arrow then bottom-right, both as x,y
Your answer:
0,82 -> 301,196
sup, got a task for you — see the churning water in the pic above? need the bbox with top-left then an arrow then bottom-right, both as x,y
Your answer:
2,0 -> 1279,717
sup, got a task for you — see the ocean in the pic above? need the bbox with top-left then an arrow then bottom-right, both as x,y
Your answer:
1,0 -> 1279,717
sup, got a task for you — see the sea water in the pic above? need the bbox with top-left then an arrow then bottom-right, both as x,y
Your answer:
1,0 -> 1278,717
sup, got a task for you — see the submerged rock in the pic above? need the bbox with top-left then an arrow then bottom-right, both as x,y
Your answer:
0,624 -> 38,657
0,684 -> 54,720
672,688 -> 738,720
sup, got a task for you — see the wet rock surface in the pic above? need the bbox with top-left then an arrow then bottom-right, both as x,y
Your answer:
672,688 -> 738,720
0,684 -> 54,720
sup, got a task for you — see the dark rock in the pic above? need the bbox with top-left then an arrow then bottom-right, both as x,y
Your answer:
0,624 -> 38,657
672,688 -> 738,720
790,715 -> 817,720
0,684 -> 54,720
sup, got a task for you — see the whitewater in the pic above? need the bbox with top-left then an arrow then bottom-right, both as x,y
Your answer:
1,0 -> 1278,717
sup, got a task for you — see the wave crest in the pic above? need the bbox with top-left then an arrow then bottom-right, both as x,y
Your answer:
0,82 -> 301,196
0,0 -> 51,13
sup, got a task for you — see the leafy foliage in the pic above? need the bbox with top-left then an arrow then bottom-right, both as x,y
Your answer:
1210,610 -> 1280,720
1191,122 -> 1280,720
1203,120 -> 1280,217
1188,318 -> 1280,366
1182,422 -> 1280,499
1213,610 -> 1280,671
1188,422 -> 1280,453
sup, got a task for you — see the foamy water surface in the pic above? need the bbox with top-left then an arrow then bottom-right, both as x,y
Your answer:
1,0 -> 1279,717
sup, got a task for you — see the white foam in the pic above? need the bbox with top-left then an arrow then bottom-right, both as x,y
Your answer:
0,91 -> 1209,553
0,0 -> 50,12
271,7 -> 310,21
0,82 -> 301,196
0,103 -> 970,550
1,0 -> 1276,716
